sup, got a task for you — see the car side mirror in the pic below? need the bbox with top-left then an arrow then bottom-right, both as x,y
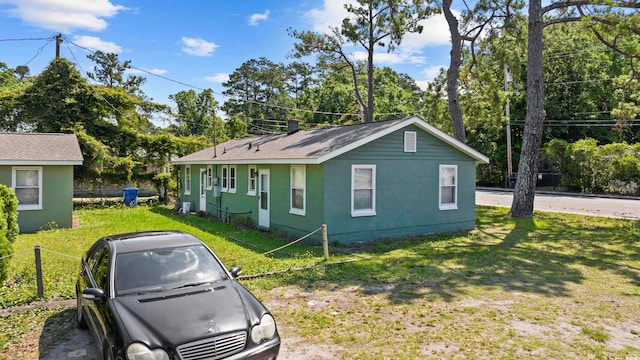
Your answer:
229,266 -> 242,279
82,287 -> 106,301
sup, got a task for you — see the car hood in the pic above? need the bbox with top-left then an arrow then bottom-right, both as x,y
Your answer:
112,280 -> 260,347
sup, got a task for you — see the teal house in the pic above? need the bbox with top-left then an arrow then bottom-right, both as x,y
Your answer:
173,117 -> 489,244
0,133 -> 83,232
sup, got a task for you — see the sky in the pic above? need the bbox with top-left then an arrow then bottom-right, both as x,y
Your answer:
0,0 -> 459,118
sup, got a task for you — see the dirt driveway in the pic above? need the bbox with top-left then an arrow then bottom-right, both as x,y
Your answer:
35,301 -> 306,360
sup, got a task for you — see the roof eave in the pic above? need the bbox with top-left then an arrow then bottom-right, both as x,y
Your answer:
0,160 -> 84,165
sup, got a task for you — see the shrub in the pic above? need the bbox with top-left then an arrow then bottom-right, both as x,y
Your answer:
0,184 -> 19,284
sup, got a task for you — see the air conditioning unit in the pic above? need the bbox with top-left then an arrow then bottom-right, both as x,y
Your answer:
182,202 -> 191,214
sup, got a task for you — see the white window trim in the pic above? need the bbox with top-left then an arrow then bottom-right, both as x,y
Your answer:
290,165 -> 306,216
351,164 -> 376,217
439,164 -> 458,210
184,165 -> 191,195
206,165 -> 213,190
221,165 -> 228,192
404,131 -> 417,152
247,165 -> 257,196
229,165 -> 237,193
12,166 -> 43,211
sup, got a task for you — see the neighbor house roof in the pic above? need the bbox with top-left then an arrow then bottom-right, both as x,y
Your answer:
173,117 -> 489,165
0,133 -> 84,165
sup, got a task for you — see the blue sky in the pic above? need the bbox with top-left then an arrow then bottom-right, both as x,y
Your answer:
0,0 -> 459,114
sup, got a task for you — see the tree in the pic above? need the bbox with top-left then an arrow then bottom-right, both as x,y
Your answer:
169,89 -> 220,139
14,65 -> 29,80
443,0 -> 524,143
87,51 -> 146,96
511,1 -> 640,217
290,0 -> 436,123
222,57 -> 292,133
19,58 -> 106,133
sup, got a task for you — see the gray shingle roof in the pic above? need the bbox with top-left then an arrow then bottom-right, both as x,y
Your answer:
0,133 -> 84,164
174,117 -> 489,165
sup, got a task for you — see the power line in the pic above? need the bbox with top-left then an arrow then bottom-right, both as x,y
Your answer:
64,40 -> 132,121
23,38 -> 55,66
0,36 -> 56,42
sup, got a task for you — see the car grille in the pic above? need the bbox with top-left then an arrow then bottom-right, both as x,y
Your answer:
176,331 -> 247,360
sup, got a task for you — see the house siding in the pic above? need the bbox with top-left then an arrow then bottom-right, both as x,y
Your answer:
323,125 -> 477,244
267,164 -> 325,242
0,165 -> 74,232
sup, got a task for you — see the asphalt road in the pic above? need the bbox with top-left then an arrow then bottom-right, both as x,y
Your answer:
477,188 -> 640,220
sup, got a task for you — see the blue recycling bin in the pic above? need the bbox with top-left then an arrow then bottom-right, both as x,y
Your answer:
123,187 -> 139,207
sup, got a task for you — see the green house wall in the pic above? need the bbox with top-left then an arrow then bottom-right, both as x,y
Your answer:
322,125 -> 477,243
177,124 -> 479,244
0,165 -> 75,233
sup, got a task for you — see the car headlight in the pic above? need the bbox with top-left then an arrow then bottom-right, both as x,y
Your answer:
126,343 -> 170,360
250,314 -> 277,344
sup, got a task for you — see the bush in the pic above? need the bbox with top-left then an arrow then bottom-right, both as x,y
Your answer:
542,139 -> 640,195
0,184 -> 19,284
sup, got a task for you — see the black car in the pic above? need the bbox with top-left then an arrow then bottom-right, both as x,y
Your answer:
76,230 -> 280,360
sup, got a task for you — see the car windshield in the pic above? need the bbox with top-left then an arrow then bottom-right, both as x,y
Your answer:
114,244 -> 228,296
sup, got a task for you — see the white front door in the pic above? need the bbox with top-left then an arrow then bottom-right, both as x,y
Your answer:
258,169 -> 270,228
199,169 -> 207,212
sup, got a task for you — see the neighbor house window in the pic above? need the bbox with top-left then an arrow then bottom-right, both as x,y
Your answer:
404,131 -> 417,152
221,165 -> 228,192
184,166 -> 191,195
247,165 -> 257,196
351,165 -> 376,217
290,165 -> 306,215
439,164 -> 458,210
12,167 -> 42,210
229,165 -> 236,193
206,165 -> 213,190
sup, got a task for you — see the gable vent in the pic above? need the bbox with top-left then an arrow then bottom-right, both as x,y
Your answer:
404,131 -> 417,153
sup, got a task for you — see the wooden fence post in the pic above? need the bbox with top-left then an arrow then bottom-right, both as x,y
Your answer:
34,245 -> 43,298
322,224 -> 329,260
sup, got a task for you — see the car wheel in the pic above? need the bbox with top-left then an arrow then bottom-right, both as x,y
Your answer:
76,291 -> 87,329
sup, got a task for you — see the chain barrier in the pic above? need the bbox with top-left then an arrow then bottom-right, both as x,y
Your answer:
0,248 -> 32,261
239,226 -> 323,263
39,248 -> 81,260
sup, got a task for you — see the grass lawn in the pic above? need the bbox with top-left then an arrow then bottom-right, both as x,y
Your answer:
1,205 -> 639,359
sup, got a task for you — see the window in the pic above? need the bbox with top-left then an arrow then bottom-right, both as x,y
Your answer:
351,165 -> 376,217
12,167 -> 42,210
184,166 -> 191,195
439,165 -> 458,210
221,165 -> 228,192
290,165 -> 305,215
229,165 -> 236,193
206,166 -> 213,190
247,165 -> 257,196
404,131 -> 417,152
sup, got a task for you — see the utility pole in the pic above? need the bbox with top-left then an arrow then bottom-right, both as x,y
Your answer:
55,33 -> 62,58
504,64 -> 513,180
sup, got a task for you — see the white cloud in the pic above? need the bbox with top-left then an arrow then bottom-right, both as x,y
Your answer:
304,0 -> 352,33
2,0 -> 126,32
352,50 -> 426,65
181,37 -> 218,57
415,65 -> 446,90
401,12 -> 458,51
128,67 -> 167,76
204,73 -> 229,83
248,10 -> 270,26
73,35 -> 121,53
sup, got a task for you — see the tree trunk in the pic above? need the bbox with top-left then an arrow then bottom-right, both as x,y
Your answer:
443,0 -> 466,143
510,0 -> 545,218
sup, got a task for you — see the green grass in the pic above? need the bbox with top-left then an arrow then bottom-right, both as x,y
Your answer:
1,205 -> 640,359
